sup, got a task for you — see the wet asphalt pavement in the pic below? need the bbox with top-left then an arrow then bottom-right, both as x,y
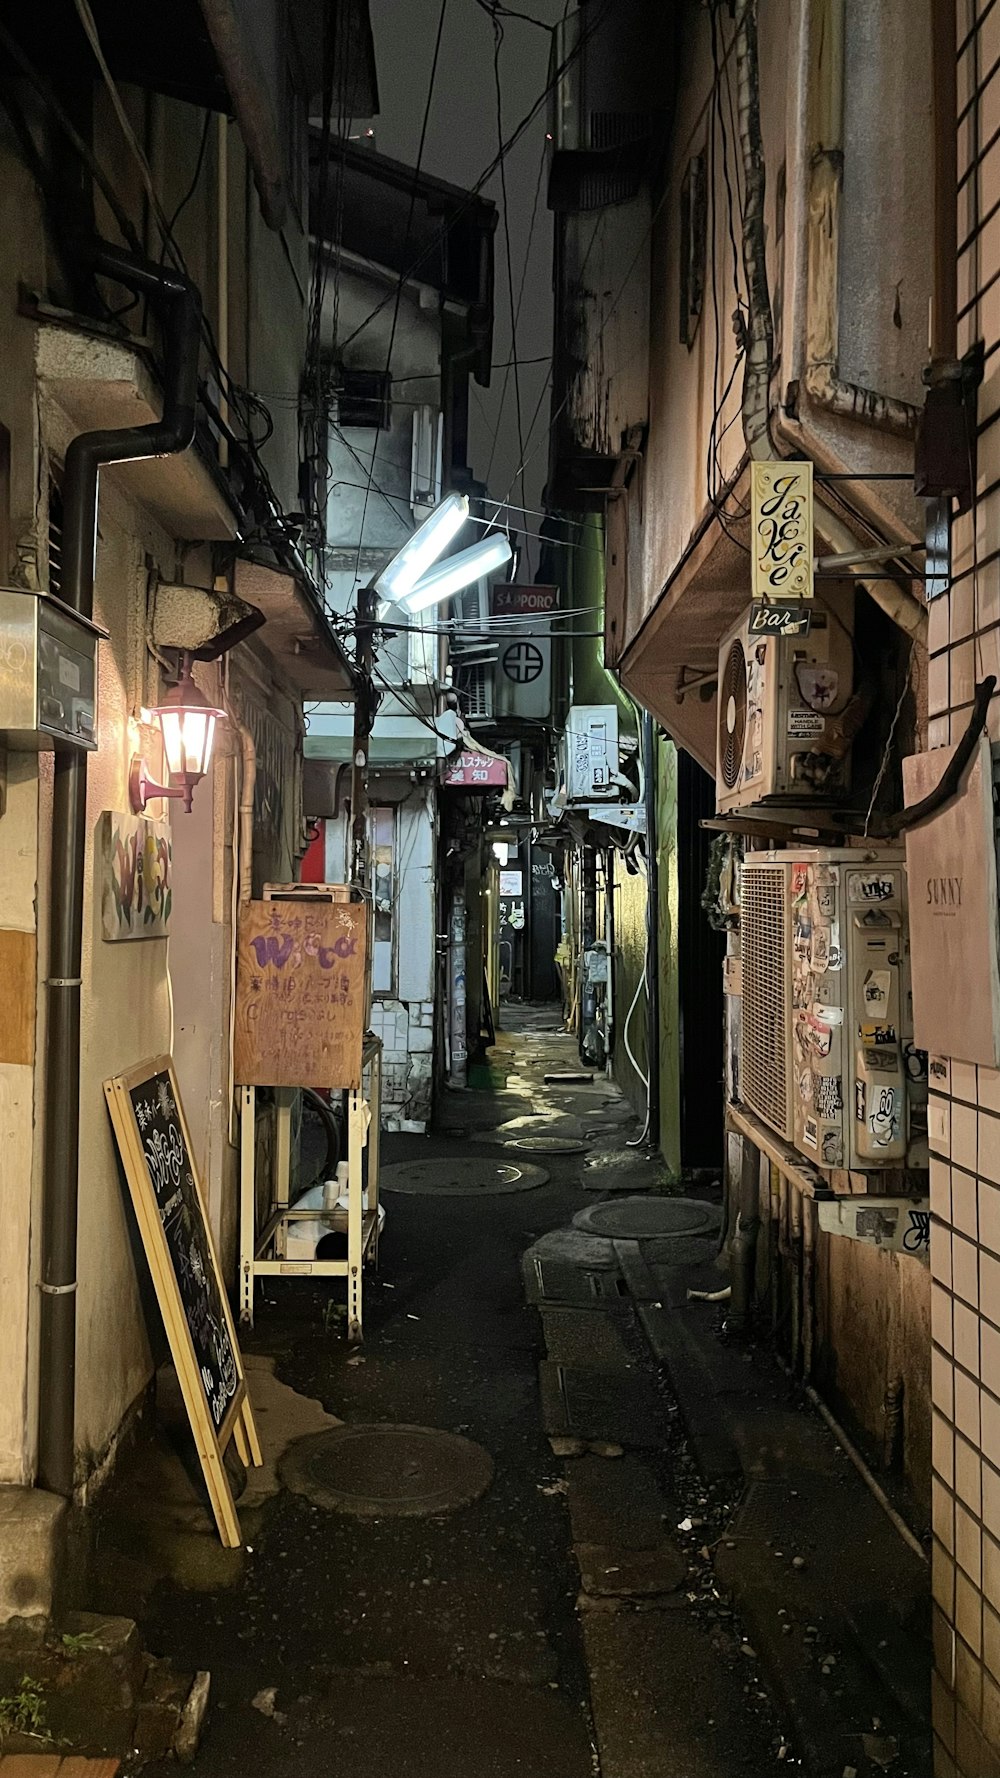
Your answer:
100,1005 -> 792,1777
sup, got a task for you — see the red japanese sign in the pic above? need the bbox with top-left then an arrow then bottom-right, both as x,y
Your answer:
443,751 -> 509,789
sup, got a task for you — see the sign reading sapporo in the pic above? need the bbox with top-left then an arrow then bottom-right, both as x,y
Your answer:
750,460 -> 813,604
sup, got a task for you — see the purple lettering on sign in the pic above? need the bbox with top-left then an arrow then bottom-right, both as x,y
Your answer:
318,935 -> 358,966
250,934 -> 295,967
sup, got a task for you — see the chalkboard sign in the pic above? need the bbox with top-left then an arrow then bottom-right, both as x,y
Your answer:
105,1056 -> 261,1546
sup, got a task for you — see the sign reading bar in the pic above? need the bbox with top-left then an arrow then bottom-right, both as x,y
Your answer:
490,583 -> 558,616
443,750 -> 510,789
749,600 -> 812,638
104,1056 -> 261,1547
750,460 -> 813,604
234,898 -> 367,1088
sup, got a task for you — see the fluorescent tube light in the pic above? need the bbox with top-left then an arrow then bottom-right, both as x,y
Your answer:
405,535 -> 513,612
375,493 -> 469,603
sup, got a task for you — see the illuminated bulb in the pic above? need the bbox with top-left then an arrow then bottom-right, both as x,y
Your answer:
404,534 -> 513,612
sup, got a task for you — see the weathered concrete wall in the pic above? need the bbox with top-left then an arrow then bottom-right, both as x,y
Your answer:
612,0 -> 931,654
0,77 -> 311,1487
814,1235 -> 932,1507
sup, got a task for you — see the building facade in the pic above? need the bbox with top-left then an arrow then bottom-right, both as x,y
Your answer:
547,0 -> 938,1578
0,2 -> 371,1548
930,5 -> 1000,1772
303,142 -> 497,1128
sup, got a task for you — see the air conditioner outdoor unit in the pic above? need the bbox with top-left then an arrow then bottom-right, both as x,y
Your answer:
563,704 -> 620,801
716,593 -> 855,815
740,849 -> 927,1174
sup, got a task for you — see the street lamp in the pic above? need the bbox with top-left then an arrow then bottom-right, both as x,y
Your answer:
350,500 -> 512,891
129,653 -> 224,815
404,533 -> 513,612
375,492 -> 470,604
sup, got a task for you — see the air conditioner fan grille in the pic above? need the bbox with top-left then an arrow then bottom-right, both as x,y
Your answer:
719,637 -> 747,791
741,864 -> 791,1138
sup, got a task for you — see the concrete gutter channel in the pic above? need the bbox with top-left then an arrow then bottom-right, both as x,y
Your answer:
615,1241 -> 933,1777
513,1019 -> 931,1777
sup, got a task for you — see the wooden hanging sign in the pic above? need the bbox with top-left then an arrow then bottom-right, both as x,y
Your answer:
750,459 -> 814,603
234,897 -> 367,1088
104,1056 -> 262,1548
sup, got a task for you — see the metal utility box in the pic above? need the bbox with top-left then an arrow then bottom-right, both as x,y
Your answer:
564,705 -> 620,801
0,588 -> 104,751
741,849 -> 928,1174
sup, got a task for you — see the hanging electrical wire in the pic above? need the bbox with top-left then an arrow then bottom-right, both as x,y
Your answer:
490,10 -> 528,518
335,0 -> 616,357
351,0 -> 450,597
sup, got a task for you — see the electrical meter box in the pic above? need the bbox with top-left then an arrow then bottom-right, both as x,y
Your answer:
0,588 -> 104,751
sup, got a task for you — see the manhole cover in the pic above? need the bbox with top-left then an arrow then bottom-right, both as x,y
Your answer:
380,1157 -> 549,1195
281,1424 -> 494,1516
573,1196 -> 721,1240
502,1136 -> 589,1156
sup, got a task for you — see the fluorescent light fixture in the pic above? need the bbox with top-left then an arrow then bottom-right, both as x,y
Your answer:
405,534 -> 513,612
375,493 -> 469,603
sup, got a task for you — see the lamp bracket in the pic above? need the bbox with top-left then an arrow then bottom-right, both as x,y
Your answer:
129,756 -> 192,815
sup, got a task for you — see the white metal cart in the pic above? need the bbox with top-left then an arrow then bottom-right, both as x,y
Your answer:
238,1035 -> 382,1339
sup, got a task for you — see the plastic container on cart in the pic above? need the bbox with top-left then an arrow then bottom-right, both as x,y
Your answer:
285,1180 -> 385,1261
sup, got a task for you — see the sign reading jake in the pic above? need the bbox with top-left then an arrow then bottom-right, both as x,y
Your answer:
235,898 -> 367,1088
751,460 -> 813,604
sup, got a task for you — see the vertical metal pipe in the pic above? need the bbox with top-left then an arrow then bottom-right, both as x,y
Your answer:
448,882 -> 468,1089
604,846 -> 615,1070
580,844 -> 597,1059
802,1194 -> 816,1383
729,1136 -> 761,1335
525,829 -> 534,1002
642,712 -> 660,1151
38,245 -> 200,1497
789,1185 -> 804,1374
930,0 -> 958,366
216,113 -> 230,469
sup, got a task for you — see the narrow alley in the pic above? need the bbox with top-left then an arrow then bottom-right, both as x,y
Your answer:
81,1010 -> 927,1778
3,3 -> 1000,1775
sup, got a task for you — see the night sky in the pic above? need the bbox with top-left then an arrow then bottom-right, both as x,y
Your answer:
362,0 -> 567,573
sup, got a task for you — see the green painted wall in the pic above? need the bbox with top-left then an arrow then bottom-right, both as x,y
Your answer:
610,735 -> 680,1176
552,511 -> 679,1173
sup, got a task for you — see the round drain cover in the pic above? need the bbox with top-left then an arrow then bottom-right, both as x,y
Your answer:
380,1157 -> 548,1195
573,1196 -> 721,1240
502,1136 -> 589,1156
281,1424 -> 494,1517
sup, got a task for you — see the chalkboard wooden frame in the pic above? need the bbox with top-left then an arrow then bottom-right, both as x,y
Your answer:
104,1055 -> 262,1547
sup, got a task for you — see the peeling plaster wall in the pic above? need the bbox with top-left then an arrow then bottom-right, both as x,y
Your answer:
613,0 -> 930,657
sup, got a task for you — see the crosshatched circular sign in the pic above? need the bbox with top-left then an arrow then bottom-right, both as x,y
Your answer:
501,641 -> 544,684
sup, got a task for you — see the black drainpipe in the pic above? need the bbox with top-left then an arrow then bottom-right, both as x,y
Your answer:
38,244 -> 201,1499
642,712 -> 660,1153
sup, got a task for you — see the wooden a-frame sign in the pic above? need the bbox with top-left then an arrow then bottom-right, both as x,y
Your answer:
104,1056 -> 262,1547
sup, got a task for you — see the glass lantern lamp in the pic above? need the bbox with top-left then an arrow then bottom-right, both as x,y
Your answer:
130,654 -> 224,815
